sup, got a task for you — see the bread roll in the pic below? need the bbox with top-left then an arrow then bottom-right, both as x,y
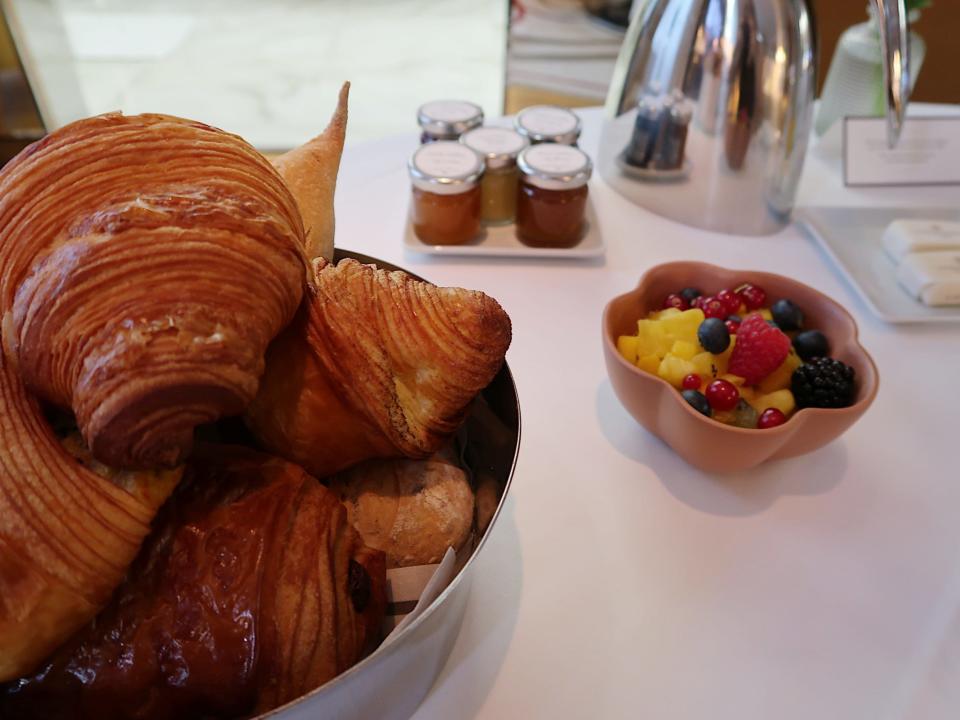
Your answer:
330,456 -> 475,568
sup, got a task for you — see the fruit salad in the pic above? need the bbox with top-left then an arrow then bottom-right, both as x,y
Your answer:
616,283 -> 857,429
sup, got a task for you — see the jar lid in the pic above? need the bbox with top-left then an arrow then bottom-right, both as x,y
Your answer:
517,143 -> 592,190
417,100 -> 484,138
459,127 -> 529,170
409,141 -> 484,195
514,105 -> 582,145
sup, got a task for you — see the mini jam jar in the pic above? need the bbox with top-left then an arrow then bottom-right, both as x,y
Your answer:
417,100 -> 484,143
408,141 -> 484,246
459,127 -> 529,226
514,105 -> 582,146
515,143 -> 592,248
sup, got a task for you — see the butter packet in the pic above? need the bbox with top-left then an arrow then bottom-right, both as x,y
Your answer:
883,219 -> 960,264
896,251 -> 960,307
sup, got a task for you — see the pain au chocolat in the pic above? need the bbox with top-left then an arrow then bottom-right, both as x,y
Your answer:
2,446 -> 385,720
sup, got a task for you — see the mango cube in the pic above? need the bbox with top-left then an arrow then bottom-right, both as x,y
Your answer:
670,340 -> 698,361
636,319 -> 673,358
758,349 -> 802,394
617,335 -> 640,364
691,352 -> 717,379
660,308 -> 704,345
636,353 -> 661,374
754,389 -> 796,416
657,354 -> 696,388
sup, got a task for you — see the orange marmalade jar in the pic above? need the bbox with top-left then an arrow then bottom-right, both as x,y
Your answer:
515,143 -> 592,248
408,141 -> 484,246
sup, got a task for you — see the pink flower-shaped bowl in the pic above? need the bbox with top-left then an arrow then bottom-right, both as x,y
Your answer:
602,262 -> 879,473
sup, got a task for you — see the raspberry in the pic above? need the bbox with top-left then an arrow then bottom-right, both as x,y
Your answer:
727,314 -> 791,385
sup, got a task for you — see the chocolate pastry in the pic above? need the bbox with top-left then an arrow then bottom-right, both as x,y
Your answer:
2,446 -> 386,719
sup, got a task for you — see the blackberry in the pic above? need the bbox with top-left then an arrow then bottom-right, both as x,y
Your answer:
791,358 -> 856,409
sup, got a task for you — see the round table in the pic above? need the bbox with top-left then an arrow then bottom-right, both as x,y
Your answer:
333,107 -> 960,720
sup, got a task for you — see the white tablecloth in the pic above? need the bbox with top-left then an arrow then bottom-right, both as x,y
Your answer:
333,106 -> 960,720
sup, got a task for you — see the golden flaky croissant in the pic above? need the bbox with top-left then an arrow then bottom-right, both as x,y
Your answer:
2,446 -> 386,720
0,356 -> 180,682
0,112 -> 306,469
246,257 -> 512,478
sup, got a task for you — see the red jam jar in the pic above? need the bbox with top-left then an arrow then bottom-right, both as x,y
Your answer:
408,141 -> 484,246
417,100 -> 483,143
515,143 -> 592,248
514,105 -> 582,146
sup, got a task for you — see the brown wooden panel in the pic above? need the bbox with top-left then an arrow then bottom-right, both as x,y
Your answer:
816,2 -> 959,103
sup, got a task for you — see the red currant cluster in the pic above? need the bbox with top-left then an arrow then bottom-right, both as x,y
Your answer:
662,284 -> 766,336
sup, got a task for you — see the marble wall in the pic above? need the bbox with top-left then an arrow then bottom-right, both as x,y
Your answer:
5,0 -> 507,149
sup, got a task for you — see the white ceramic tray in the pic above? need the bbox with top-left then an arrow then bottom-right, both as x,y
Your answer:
403,194 -> 604,259
796,206 -> 960,324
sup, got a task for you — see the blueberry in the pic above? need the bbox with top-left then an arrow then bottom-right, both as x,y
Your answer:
727,314 -> 742,323
771,299 -> 803,331
792,329 -> 830,361
697,318 -> 730,354
679,287 -> 702,304
681,389 -> 712,417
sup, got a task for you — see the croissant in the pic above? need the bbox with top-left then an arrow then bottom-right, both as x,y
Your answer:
245,257 -> 512,478
0,105 -> 335,680
0,356 -> 180,682
0,112 -> 306,469
1,445 -> 386,720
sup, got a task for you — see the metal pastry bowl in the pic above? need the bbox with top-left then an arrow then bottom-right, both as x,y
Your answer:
257,249 -> 520,720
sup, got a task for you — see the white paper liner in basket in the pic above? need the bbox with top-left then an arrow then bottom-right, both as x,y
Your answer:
381,547 -> 457,643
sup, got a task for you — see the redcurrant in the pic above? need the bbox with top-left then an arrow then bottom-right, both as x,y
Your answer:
705,379 -> 740,411
737,284 -> 767,311
701,296 -> 726,319
682,374 -> 701,390
717,289 -> 741,315
662,293 -> 688,311
757,408 -> 787,429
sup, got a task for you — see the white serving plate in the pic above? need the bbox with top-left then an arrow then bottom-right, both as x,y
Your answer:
796,206 -> 960,324
403,192 -> 604,259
